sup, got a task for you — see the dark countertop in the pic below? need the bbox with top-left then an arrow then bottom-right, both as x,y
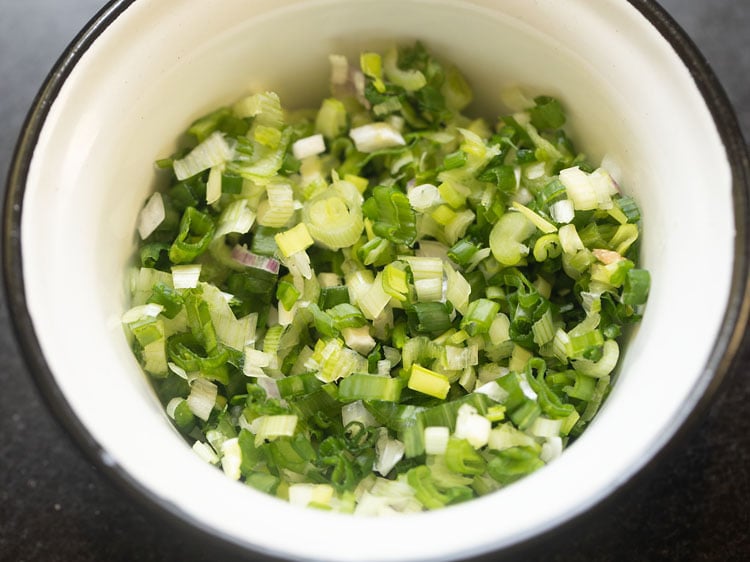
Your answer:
1,1 -> 748,561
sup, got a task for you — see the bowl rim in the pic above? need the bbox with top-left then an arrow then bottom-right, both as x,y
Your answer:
3,0 -> 750,559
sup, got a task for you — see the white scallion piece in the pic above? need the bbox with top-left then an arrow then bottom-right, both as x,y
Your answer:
424,426 -> 450,455
558,224 -> 585,255
518,373 -> 538,400
137,339 -> 167,375
292,134 -> 326,160
500,86 -> 535,112
277,300 -> 295,327
342,325 -> 377,355
256,376 -> 281,400
466,247 -> 492,272
172,264 -> 202,289
342,400 -> 379,429
374,430 -> 405,476
478,364 -> 509,384
414,277 -> 443,302
489,313 -> 511,345
383,346 -> 401,367
353,70 -> 366,99
580,290 -> 602,315
541,436 -> 564,463
559,166 -> 598,211
387,115 -> 405,133
377,360 -> 391,377
529,416 -> 563,439
329,54 -> 349,85
416,240 -> 450,261
347,270 -> 388,320
513,187 -> 533,206
371,307 -> 394,342
354,478 -> 422,516
407,183 -> 441,212
599,156 -> 623,186
401,256 -> 443,279
137,192 -> 165,240
192,441 -> 219,464
524,161 -> 546,180
232,91 -> 284,126
444,265 -> 471,315
288,483 -> 335,508
550,199 -> 575,224
454,404 -> 491,448
243,347 -> 276,377
317,272 -> 342,288
458,367 -> 477,393
167,362 -> 189,380
173,131 -> 233,181
349,122 -> 406,153
215,199 -> 255,238
282,250 -> 313,280
206,164 -> 223,205
257,181 -> 294,228
204,429 -> 226,452
165,397 -> 184,420
121,303 -> 163,324
442,345 -> 478,370
252,414 -> 298,446
589,167 -> 618,209
444,209 -> 476,246
187,378 -> 217,421
474,381 -> 509,403
220,438 -> 242,480
513,166 -> 522,190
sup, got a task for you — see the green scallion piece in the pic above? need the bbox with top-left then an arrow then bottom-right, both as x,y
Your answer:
460,298 -> 500,336
407,302 -> 453,336
277,373 -> 324,399
362,186 -> 417,245
146,283 -> 184,319
621,269 -> 651,305
448,239 -> 479,266
529,96 -> 566,130
276,279 -> 301,311
487,446 -> 545,485
319,285 -> 350,309
327,303 -> 367,330
444,438 -> 486,475
442,150 -> 467,171
338,374 -> 403,402
169,207 -> 216,264
221,172 -> 243,194
250,226 -> 281,257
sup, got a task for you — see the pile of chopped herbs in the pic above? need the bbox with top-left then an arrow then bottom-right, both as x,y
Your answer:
123,42 -> 650,514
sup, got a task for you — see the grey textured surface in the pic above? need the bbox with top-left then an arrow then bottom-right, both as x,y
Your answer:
1,1 -> 748,561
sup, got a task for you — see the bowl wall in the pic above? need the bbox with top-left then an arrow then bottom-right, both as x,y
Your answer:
10,0 -> 742,561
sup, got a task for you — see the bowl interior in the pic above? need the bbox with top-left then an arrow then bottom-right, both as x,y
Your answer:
18,0 -> 735,560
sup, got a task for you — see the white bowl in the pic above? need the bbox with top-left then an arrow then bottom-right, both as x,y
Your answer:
4,1 -> 749,561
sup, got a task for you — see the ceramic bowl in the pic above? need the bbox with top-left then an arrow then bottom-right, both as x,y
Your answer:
4,1 -> 749,561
